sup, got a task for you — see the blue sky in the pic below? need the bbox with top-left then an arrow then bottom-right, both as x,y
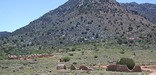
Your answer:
0,0 -> 156,32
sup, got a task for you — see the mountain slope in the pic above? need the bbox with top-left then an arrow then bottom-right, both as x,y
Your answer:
1,0 -> 156,51
0,31 -> 11,37
121,2 -> 156,24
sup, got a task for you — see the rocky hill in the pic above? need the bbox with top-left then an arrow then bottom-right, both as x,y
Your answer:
1,0 -> 156,54
121,2 -> 156,24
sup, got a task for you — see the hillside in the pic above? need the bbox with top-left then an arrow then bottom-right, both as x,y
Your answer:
0,0 -> 156,55
121,2 -> 156,24
0,31 -> 11,37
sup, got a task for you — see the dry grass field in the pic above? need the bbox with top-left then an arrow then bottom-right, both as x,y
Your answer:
0,43 -> 155,75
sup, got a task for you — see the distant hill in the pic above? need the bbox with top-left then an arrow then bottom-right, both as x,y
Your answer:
121,2 -> 156,24
1,0 -> 156,55
0,31 -> 11,37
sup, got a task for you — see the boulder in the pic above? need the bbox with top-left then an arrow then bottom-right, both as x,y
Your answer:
79,65 -> 89,70
56,64 -> 66,70
70,64 -> 77,70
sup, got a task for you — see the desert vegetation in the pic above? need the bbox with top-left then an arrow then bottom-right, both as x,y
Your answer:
0,42 -> 155,75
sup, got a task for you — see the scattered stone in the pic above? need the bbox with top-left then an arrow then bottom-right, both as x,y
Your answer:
79,65 -> 89,70
70,64 -> 77,70
56,64 -> 66,70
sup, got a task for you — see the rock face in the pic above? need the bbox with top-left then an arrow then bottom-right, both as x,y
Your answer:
1,0 -> 156,50
121,2 -> 156,24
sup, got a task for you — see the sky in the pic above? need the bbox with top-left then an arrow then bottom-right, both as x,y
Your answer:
0,0 -> 156,32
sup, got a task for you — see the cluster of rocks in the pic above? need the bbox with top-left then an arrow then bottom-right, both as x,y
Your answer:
56,64 -> 142,73
8,54 -> 54,60
56,64 -> 94,71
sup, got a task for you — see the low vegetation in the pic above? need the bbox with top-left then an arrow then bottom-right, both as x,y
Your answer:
117,58 -> 135,70
62,56 -> 70,62
0,42 -> 155,75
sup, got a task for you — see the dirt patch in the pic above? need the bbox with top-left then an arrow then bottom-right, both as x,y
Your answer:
141,65 -> 156,75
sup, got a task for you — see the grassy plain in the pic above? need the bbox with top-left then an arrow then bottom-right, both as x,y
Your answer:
1,43 -> 155,75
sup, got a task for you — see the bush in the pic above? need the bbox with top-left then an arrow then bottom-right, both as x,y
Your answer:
71,48 -> 76,51
0,51 -> 7,60
94,55 -> 98,58
65,48 -> 70,51
77,49 -> 81,51
69,53 -> 74,56
120,50 -> 125,54
81,51 -> 84,55
116,58 -> 135,70
73,62 -> 77,65
63,57 -> 70,62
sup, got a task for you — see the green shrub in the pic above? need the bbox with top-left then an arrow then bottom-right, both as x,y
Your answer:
73,62 -> 77,65
0,51 -> 7,60
116,58 -> 135,70
94,55 -> 98,58
65,48 -> 70,51
71,48 -> 76,51
77,49 -> 81,51
63,56 -> 70,62
69,53 -> 74,56
81,51 -> 84,55
120,50 -> 125,54
133,52 -> 136,56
